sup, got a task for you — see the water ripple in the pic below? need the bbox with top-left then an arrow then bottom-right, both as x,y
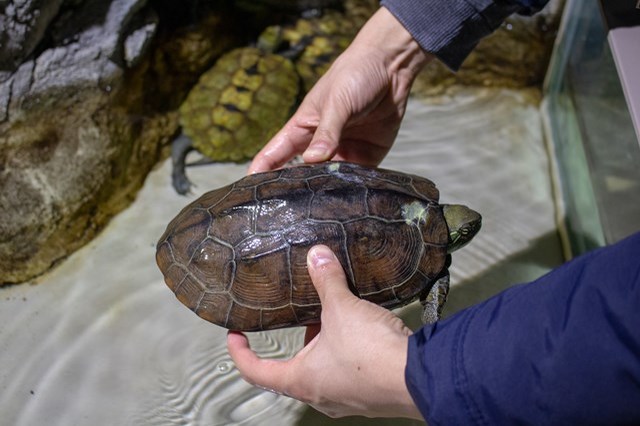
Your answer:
130,323 -> 305,425
0,88 -> 559,425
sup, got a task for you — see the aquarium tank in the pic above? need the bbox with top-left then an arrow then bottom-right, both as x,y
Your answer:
543,0 -> 640,256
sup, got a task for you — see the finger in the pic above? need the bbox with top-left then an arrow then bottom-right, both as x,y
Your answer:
227,331 -> 292,392
306,245 -> 354,304
249,119 -> 315,174
302,98 -> 349,163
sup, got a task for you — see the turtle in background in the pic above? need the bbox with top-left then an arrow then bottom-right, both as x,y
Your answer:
281,0 -> 377,91
170,0 -> 378,194
280,9 -> 354,92
171,26 -> 301,194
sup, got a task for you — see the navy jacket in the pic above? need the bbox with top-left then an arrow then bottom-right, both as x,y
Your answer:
381,0 -> 550,69
406,232 -> 640,424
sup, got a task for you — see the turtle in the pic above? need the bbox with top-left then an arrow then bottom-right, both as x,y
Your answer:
171,26 -> 301,195
156,161 -> 481,331
280,0 -> 377,91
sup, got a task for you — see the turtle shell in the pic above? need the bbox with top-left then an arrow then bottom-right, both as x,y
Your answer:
282,10 -> 353,92
156,162 -> 449,331
178,47 -> 299,162
282,1 -> 376,92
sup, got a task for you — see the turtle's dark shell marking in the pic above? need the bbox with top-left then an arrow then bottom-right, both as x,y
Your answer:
156,162 -> 449,331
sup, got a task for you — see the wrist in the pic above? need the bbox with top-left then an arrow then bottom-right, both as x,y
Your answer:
393,334 -> 423,419
355,7 -> 432,83
367,333 -> 423,419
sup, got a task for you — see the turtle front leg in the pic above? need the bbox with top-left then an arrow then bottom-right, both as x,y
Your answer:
419,272 -> 450,325
171,134 -> 194,195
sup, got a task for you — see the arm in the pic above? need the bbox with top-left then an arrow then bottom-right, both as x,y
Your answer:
407,232 -> 640,424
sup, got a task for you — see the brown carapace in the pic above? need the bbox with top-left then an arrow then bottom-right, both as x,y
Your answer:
156,161 -> 481,331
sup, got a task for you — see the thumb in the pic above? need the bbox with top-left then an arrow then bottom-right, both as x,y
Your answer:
306,245 -> 354,305
302,99 -> 349,163
227,331 -> 292,392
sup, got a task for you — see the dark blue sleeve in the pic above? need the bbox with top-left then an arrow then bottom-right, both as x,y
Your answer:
380,0 -> 550,70
405,231 -> 640,425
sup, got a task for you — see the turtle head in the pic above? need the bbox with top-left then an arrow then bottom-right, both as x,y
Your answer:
442,204 -> 482,253
256,25 -> 284,53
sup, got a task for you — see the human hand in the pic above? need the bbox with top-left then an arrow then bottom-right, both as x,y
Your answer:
227,245 -> 422,419
248,7 -> 432,174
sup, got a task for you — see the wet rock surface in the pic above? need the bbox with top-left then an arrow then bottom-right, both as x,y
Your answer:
0,0 -> 65,72
0,0 -> 245,284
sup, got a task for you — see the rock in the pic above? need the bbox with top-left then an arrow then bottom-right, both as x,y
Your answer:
0,0 -> 65,72
0,0 -> 243,284
124,14 -> 158,68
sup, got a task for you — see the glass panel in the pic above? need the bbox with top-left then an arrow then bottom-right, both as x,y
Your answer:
544,0 -> 640,255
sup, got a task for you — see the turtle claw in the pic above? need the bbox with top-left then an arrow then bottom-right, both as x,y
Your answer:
171,171 -> 194,195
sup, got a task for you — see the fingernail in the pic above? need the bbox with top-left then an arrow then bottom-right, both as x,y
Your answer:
304,144 -> 329,161
308,245 -> 335,268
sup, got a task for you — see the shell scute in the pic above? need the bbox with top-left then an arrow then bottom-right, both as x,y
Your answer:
209,209 -> 253,246
174,273 -> 206,311
261,305 -> 299,331
225,302 -> 261,330
188,238 -> 234,292
344,219 -> 424,297
234,169 -> 282,188
161,262 -> 187,294
410,177 -> 440,201
193,186 -> 232,208
195,293 -> 231,325
209,185 -> 256,214
255,179 -> 313,232
366,188 -> 418,221
308,176 -> 368,221
417,244 -> 448,282
161,208 -> 212,267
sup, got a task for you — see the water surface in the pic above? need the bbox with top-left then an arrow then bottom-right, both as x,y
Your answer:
0,87 -> 562,425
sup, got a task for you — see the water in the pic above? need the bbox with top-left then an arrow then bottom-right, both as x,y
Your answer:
0,87 -> 562,425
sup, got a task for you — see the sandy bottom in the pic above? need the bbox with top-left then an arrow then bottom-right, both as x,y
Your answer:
0,88 -> 563,426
